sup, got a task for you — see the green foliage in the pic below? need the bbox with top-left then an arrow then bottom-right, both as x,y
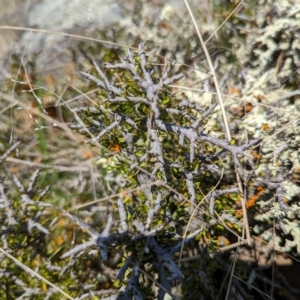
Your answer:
70,43 -> 261,299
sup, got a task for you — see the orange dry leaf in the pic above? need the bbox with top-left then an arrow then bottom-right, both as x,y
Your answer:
55,235 -> 64,246
217,236 -> 230,246
235,209 -> 243,217
246,186 -> 265,209
252,151 -> 261,159
244,102 -> 253,113
257,186 -> 265,193
57,219 -> 68,227
229,86 -> 241,96
261,123 -> 270,131
254,94 -> 264,101
103,282 -> 111,289
246,193 -> 259,209
110,144 -> 122,153
82,148 -> 93,159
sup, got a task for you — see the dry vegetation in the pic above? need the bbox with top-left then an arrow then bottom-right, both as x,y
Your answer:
1,0 -> 300,299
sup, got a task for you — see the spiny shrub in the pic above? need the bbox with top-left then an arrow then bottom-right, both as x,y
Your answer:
70,43 -> 261,299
